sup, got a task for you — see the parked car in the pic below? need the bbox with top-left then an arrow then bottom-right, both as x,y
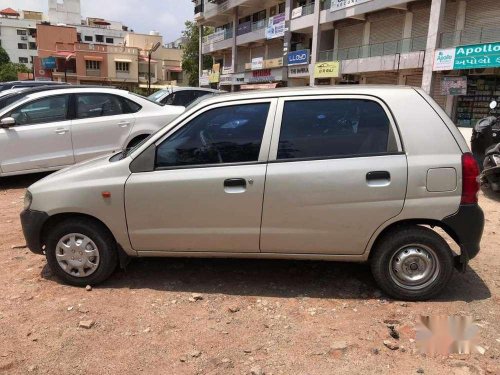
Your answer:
0,80 -> 65,92
21,86 -> 483,300
148,87 -> 220,107
0,87 -> 185,176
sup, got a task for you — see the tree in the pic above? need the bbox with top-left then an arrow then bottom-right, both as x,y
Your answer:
181,21 -> 213,87
0,63 -> 29,82
0,46 -> 10,66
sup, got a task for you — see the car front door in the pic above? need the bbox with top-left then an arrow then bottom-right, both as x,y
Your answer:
125,99 -> 276,252
0,94 -> 74,174
71,93 -> 136,162
260,96 -> 408,255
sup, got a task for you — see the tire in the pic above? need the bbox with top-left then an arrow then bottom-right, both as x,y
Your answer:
45,217 -> 118,286
370,225 -> 454,301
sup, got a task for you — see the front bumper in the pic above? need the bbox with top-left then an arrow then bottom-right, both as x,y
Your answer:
442,204 -> 484,270
20,209 -> 49,255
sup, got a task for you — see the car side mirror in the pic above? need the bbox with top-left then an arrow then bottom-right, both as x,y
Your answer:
489,100 -> 497,110
0,117 -> 16,128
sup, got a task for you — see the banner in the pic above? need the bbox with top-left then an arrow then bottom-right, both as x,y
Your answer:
314,61 -> 340,78
251,57 -> 264,70
266,13 -> 285,40
331,0 -> 372,12
291,7 -> 303,19
434,42 -> 500,71
288,50 -> 310,66
41,57 -> 56,69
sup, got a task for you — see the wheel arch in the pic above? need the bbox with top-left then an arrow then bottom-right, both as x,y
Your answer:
367,218 -> 460,261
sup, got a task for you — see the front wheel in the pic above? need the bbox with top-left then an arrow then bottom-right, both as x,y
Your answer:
370,226 -> 455,301
45,218 -> 118,286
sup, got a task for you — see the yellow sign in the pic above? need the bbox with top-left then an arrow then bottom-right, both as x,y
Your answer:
209,71 -> 220,83
212,63 -> 220,73
264,57 -> 283,69
314,61 -> 340,78
244,63 -> 252,71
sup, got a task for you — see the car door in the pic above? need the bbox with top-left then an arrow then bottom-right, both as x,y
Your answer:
0,94 -> 74,174
125,99 -> 277,252
260,96 -> 408,255
71,93 -> 136,162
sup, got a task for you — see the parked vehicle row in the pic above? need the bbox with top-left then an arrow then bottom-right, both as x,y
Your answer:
20,86 -> 484,301
0,87 -> 184,176
148,87 -> 220,107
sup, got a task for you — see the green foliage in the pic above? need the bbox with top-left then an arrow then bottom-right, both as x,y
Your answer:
0,46 -> 10,66
181,20 -> 213,87
0,46 -> 31,82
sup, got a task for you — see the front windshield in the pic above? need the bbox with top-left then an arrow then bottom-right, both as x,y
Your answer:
147,89 -> 168,102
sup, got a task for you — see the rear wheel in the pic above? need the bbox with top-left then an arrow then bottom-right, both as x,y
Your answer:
370,225 -> 454,301
45,218 -> 118,286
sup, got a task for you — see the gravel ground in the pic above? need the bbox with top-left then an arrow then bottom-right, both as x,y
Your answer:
0,173 -> 498,375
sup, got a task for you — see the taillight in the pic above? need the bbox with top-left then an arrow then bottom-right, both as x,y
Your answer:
461,152 -> 480,204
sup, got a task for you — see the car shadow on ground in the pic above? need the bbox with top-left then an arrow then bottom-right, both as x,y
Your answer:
42,257 -> 491,303
0,172 -> 51,190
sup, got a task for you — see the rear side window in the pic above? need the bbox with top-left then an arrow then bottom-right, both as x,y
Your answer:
76,94 -> 125,119
277,99 -> 391,160
122,98 -> 142,113
156,103 -> 270,168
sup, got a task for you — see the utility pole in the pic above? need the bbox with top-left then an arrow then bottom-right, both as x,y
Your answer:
148,41 -> 161,95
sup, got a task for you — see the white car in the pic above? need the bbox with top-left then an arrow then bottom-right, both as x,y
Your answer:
0,87 -> 185,177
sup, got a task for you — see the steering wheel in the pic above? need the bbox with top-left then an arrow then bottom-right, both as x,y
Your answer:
200,130 -> 223,163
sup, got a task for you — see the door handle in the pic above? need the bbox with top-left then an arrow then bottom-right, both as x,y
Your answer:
366,171 -> 391,186
118,121 -> 130,127
224,178 -> 247,193
55,128 -> 68,135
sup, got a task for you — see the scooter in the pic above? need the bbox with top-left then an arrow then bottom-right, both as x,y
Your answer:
472,100 -> 500,192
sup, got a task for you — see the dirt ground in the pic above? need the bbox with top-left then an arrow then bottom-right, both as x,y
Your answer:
0,173 -> 498,375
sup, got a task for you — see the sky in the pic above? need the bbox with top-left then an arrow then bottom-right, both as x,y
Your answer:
0,0 -> 193,42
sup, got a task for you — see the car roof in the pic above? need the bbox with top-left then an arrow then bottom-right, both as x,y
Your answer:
172,87 -> 220,93
0,85 -> 110,98
22,87 -> 132,99
194,85 -> 415,106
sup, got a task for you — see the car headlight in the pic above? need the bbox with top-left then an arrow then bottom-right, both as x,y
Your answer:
24,190 -> 32,210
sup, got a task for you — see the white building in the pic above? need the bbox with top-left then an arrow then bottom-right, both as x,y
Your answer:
48,0 -> 81,26
0,8 -> 39,69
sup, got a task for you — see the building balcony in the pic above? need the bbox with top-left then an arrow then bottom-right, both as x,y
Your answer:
202,28 -> 234,53
319,35 -> 426,74
290,3 -> 315,32
236,19 -> 266,45
439,28 -> 500,48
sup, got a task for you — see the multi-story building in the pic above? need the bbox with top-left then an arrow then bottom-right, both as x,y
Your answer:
0,8 -> 39,68
194,0 -> 500,128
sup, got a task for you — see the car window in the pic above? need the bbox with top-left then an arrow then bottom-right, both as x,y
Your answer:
122,98 -> 142,113
76,94 -> 125,119
172,91 -> 193,107
156,103 -> 270,168
9,95 -> 69,126
148,90 -> 168,102
277,99 -> 390,160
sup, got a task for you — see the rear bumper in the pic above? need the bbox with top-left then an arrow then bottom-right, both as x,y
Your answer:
20,209 -> 49,255
442,204 -> 484,269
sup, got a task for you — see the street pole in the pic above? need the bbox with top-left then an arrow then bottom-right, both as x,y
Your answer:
148,51 -> 151,95
64,60 -> 68,83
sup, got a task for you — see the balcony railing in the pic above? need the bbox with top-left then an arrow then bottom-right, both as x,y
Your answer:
302,2 -> 315,16
203,28 -> 233,44
319,35 -> 427,62
321,0 -> 331,10
440,28 -> 500,48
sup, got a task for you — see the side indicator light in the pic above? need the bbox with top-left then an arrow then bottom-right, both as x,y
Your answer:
101,191 -> 111,198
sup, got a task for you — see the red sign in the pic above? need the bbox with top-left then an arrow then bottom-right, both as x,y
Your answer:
252,69 -> 272,78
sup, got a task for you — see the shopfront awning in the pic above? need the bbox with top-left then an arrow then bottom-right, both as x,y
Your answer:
84,55 -> 104,61
114,58 -> 132,63
165,66 -> 182,72
240,83 -> 278,90
55,51 -> 75,59
139,57 -> 158,63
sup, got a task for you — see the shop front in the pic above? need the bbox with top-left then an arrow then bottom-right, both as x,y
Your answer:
242,57 -> 287,90
433,41 -> 500,128
287,49 -> 310,87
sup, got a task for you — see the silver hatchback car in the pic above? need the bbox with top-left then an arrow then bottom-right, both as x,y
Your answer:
21,86 -> 484,300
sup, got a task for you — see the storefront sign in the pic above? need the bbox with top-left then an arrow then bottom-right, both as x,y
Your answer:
331,0 -> 372,12
434,42 -> 500,71
41,57 -> 56,69
219,73 -> 245,85
264,57 -> 283,69
222,66 -> 233,74
441,76 -> 467,96
288,50 -> 310,66
433,48 -> 456,71
266,13 -> 285,40
313,61 -> 340,78
199,72 -> 210,86
245,68 -> 284,83
208,72 -> 220,83
251,57 -> 264,70
288,65 -> 310,78
291,6 -> 303,19
454,42 -> 500,69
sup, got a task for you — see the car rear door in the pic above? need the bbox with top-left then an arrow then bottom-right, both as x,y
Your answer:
125,99 -> 277,252
0,94 -> 74,174
260,95 -> 407,255
71,93 -> 135,162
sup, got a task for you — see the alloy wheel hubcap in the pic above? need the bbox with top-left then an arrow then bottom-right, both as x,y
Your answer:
55,233 -> 100,277
389,245 -> 439,290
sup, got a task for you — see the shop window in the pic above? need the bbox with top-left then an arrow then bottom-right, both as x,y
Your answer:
18,43 -> 28,49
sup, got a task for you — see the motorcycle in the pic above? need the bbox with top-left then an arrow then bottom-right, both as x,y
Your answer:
471,100 -> 500,192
